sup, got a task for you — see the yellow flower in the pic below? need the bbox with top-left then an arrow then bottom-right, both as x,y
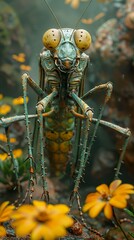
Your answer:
11,201 -> 73,240
0,104 -> 11,115
0,201 -> 15,237
83,180 -> 134,219
0,153 -> 8,161
12,53 -> 25,63
20,65 -> 31,71
12,96 -> 29,105
0,225 -> 6,238
0,94 -> 3,100
0,133 -> 16,143
0,149 -> 22,161
13,149 -> 22,158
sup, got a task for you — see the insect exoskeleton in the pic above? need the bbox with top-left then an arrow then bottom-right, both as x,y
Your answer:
74,29 -> 92,51
42,28 -> 61,50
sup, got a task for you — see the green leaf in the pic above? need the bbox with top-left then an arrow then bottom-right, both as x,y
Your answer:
124,208 -> 134,218
129,232 -> 134,238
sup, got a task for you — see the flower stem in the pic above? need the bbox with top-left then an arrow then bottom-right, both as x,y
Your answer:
113,208 -> 130,240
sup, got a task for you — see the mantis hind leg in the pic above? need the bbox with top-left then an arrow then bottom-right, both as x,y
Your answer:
70,82 -> 113,201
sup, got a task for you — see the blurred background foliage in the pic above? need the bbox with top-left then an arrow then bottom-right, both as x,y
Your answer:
0,0 -> 134,193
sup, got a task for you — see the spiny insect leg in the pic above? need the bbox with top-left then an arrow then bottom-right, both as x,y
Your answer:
37,107 -> 49,202
34,89 -> 58,200
70,118 -> 90,202
70,84 -> 113,202
22,74 -> 36,201
32,89 -> 58,161
5,127 -> 21,193
114,134 -> 130,179
78,82 -> 113,176
81,82 -> 113,102
91,118 -> 131,179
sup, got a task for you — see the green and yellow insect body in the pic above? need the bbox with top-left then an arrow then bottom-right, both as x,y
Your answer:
45,103 -> 75,176
40,28 -> 90,176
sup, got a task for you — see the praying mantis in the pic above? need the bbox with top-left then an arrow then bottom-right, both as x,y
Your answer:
0,0 -> 131,207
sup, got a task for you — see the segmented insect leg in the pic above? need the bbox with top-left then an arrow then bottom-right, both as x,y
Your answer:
0,144 -> 8,154
80,82 -> 113,169
22,74 -> 36,201
114,136 -> 130,179
81,82 -> 113,101
37,108 -> 49,202
70,84 -> 113,200
70,118 -> 90,203
5,127 -> 21,194
91,118 -> 131,179
35,89 -> 58,200
0,114 -> 39,127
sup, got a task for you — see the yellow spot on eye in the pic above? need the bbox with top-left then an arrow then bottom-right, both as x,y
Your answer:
12,96 -> 29,105
0,104 -> 11,115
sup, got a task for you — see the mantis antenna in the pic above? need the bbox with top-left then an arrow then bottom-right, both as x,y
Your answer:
70,0 -> 93,40
43,0 -> 65,40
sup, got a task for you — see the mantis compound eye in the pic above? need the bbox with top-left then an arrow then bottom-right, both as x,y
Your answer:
74,29 -> 91,51
42,28 -> 61,50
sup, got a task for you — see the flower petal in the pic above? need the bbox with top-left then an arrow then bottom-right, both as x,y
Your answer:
113,184 -> 134,196
0,225 -> 6,237
96,184 -> 109,195
12,219 -> 37,237
11,205 -> 37,219
0,205 -> 14,222
48,223 -> 67,238
109,196 -> 127,208
31,225 -> 54,240
85,192 -> 100,203
52,215 -> 73,227
109,180 -> 122,194
48,204 -> 70,214
104,203 -> 113,219
0,202 -> 9,215
33,200 -> 47,208
83,200 -> 99,212
89,201 -> 106,218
